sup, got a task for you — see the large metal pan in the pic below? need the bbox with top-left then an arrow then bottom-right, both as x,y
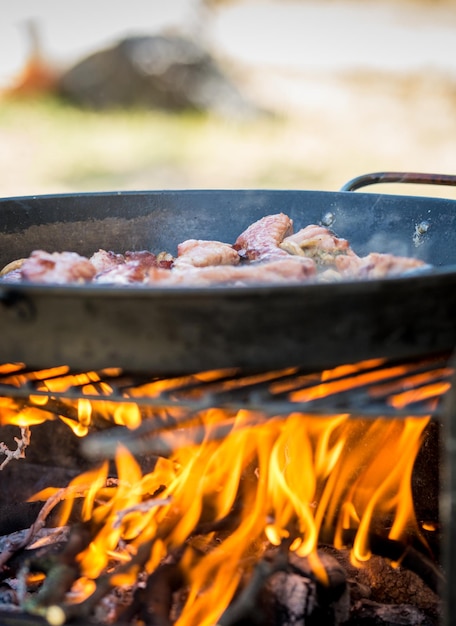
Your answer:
1,174 -> 456,374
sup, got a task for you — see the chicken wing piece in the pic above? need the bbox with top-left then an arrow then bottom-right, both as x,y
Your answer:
90,249 -> 125,273
234,213 -> 293,261
20,250 -> 96,284
173,239 -> 240,268
94,250 -> 170,283
148,256 -> 316,286
335,252 -> 428,279
280,224 -> 355,266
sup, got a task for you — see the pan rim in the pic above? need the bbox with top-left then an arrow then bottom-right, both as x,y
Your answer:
2,187 -> 456,202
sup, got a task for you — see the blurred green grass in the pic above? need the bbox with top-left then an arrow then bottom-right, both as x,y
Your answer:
0,95 -> 319,194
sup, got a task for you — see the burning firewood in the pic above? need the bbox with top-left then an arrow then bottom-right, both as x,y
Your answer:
0,426 -> 31,470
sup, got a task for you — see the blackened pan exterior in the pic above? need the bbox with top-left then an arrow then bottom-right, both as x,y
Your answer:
0,189 -> 455,373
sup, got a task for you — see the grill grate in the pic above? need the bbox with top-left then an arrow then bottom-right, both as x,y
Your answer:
0,352 -> 453,417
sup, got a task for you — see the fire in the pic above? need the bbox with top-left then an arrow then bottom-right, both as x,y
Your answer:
0,365 -> 141,435
0,358 -> 450,624
28,411 -> 430,624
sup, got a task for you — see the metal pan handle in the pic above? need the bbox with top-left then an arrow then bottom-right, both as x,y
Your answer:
340,171 -> 456,192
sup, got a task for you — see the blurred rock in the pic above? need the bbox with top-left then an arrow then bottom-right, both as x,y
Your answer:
57,34 -> 263,119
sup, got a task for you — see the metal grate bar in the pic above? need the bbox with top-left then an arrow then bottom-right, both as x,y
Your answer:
0,353 -> 453,416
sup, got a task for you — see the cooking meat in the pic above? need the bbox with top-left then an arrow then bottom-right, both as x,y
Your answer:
335,252 -> 428,279
233,213 -> 293,261
96,260 -> 153,284
20,250 -> 96,284
279,224 -> 428,278
280,224 -> 355,265
90,249 -> 125,273
0,258 -> 25,283
125,250 -> 160,267
148,256 -> 316,286
155,251 -> 174,270
173,239 -> 240,268
95,250 -> 171,284
0,212 -> 430,287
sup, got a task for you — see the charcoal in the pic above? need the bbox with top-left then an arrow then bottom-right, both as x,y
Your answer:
263,571 -> 316,626
350,599 -> 436,626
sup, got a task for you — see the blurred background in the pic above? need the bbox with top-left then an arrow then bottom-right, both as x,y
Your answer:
0,0 -> 455,198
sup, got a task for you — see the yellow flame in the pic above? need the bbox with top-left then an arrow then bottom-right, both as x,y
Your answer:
1,360 -> 446,624
35,411 -> 431,625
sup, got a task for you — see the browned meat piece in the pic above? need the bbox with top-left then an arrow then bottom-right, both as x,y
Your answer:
280,224 -> 355,265
90,249 -> 125,273
20,250 -> 96,284
335,252 -> 427,279
93,250 -> 175,284
155,251 -> 174,270
95,251 -> 163,284
233,213 -> 293,261
173,239 -> 240,268
148,256 -> 316,287
124,250 -> 158,267
95,262 -> 151,284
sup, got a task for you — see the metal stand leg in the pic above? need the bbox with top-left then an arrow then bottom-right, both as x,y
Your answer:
442,360 -> 456,626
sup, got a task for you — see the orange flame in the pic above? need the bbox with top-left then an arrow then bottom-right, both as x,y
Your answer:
1,359 -> 449,623
26,410 -> 431,623
0,366 -> 142,435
